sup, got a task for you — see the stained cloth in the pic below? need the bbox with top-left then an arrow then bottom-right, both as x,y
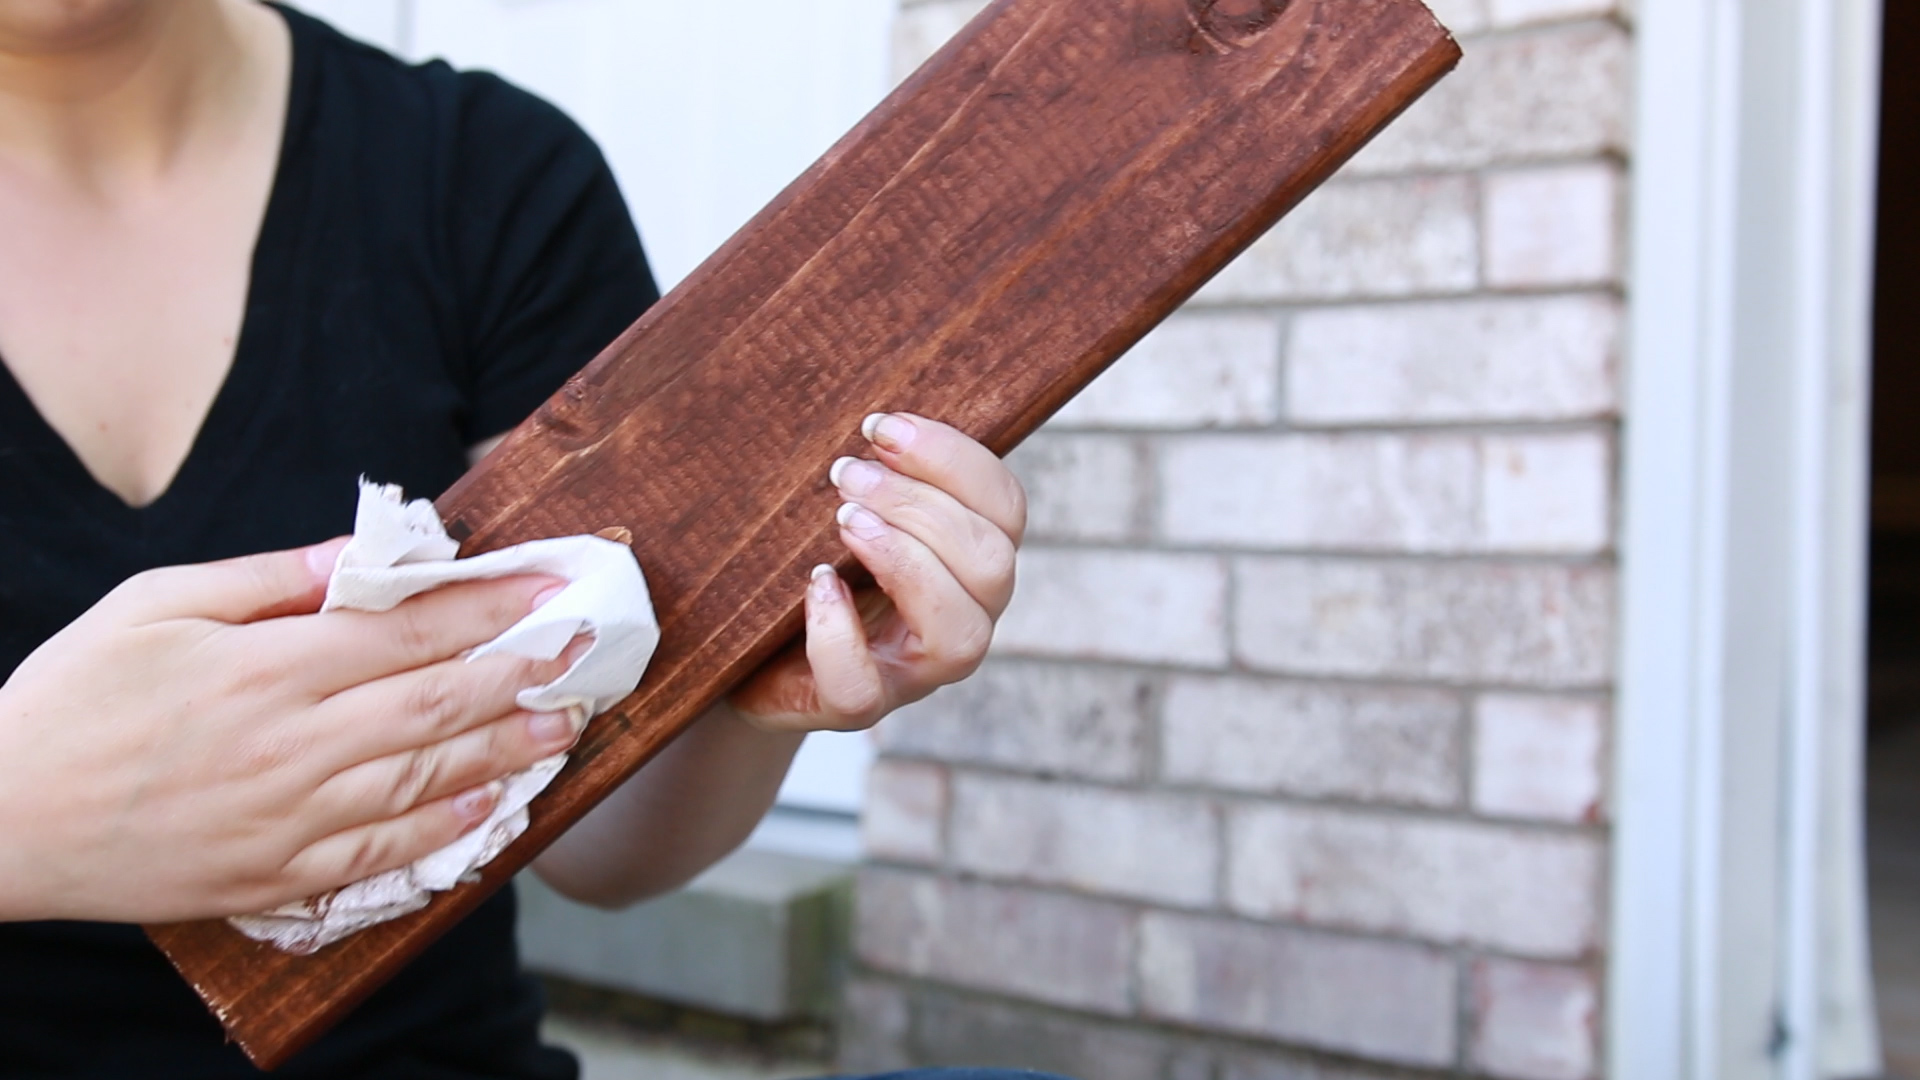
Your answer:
229,481 -> 659,954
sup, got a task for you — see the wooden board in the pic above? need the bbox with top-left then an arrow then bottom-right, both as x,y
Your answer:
148,0 -> 1458,1067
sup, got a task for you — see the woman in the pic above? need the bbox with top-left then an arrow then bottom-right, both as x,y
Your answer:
0,1 -> 1032,1075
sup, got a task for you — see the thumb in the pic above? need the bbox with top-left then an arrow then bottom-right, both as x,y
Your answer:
106,538 -> 349,626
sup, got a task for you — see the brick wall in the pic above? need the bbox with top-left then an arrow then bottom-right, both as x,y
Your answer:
848,2 -> 1628,1077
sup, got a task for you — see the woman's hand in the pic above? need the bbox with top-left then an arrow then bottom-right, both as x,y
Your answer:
729,412 -> 1026,733
0,541 -> 587,924
537,413 -> 1023,908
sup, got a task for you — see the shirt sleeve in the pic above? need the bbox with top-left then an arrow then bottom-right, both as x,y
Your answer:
445,72 -> 662,444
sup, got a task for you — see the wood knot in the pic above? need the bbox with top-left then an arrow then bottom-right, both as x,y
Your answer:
1186,0 -> 1289,49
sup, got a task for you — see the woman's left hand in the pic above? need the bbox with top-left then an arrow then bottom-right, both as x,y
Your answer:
729,412 -> 1025,733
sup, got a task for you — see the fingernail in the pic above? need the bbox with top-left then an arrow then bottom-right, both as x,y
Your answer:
831,456 -> 884,497
837,502 -> 887,540
454,781 -> 503,822
561,633 -> 595,666
811,563 -> 840,603
528,710 -> 578,746
305,538 -> 349,579
863,412 -> 915,452
531,582 -> 568,610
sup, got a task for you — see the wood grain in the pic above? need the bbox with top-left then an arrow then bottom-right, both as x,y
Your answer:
148,0 -> 1457,1067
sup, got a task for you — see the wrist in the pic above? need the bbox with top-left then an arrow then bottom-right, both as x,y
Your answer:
706,699 -> 808,753
0,698 -> 53,922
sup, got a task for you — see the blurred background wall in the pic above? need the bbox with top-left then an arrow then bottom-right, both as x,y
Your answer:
850,3 -> 1622,1078
278,3 -> 1906,1079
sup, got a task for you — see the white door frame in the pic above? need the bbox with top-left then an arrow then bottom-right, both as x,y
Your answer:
1612,1 -> 1883,1077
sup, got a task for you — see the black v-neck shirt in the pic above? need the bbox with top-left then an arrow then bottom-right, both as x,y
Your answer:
0,7 -> 658,1076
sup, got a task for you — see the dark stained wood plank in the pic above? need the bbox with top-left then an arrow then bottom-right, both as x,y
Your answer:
147,0 -> 1458,1067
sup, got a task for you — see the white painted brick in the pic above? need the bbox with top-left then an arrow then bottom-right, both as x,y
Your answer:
1008,435 -> 1143,542
1158,434 -> 1477,553
1473,694 -> 1607,822
1287,295 -> 1619,425
838,977 -> 914,1074
1424,0 -> 1490,34
1138,912 -> 1456,1067
1219,1052 -> 1413,1080
1478,433 -> 1613,552
1485,164 -> 1621,288
862,759 -> 948,864
1234,557 -> 1616,687
1490,0 -> 1618,28
1227,805 -> 1602,957
891,0 -> 989,83
909,989 -> 1205,1080
1471,959 -> 1600,1080
1152,426 -> 1528,545
1161,676 -> 1462,807
950,774 -> 1217,906
1053,313 -> 1282,430
1200,176 -> 1478,303
1158,433 -> 1609,555
996,549 -> 1229,667
288,0 -> 403,51
855,869 -> 1134,1014
879,659 -> 1151,782
1349,23 -> 1630,174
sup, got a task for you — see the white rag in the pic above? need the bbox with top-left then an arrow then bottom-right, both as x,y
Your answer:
228,480 -> 660,954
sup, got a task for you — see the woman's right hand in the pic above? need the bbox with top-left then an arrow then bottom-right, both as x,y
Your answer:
0,538 -> 586,924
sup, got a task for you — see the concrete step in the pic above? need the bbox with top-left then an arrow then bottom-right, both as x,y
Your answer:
542,1015 -> 828,1080
517,848 -> 853,1024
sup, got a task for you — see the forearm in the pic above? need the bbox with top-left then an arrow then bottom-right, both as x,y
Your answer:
531,702 -> 805,908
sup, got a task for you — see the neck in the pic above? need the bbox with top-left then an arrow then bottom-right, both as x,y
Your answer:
0,0 -> 273,192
